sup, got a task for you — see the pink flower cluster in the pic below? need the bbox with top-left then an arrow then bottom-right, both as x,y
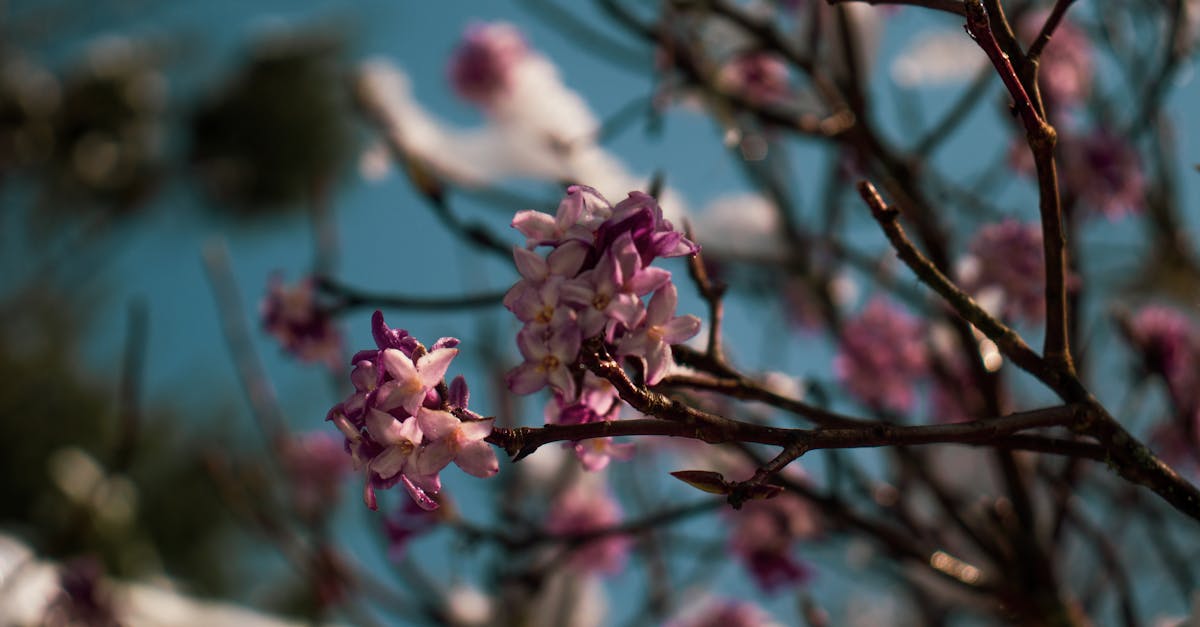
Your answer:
1127,306 -> 1200,410
963,220 -> 1045,324
505,186 -> 701,468
279,431 -> 352,518
327,311 -> 498,511
1062,130 -> 1145,220
261,274 -> 342,369
728,490 -> 819,592
1127,306 -> 1200,471
545,484 -> 632,575
834,298 -> 929,412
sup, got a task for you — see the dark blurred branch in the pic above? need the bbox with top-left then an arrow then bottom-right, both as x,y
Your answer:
317,276 -> 506,312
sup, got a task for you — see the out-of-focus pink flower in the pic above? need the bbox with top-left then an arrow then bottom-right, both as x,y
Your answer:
1127,306 -> 1199,406
280,431 -> 352,517
545,484 -> 632,575
571,437 -> 635,471
834,298 -> 928,412
1062,130 -> 1145,220
728,491 -> 819,592
449,22 -> 528,106
261,274 -> 342,369
961,220 -> 1045,323
1020,11 -> 1093,109
718,52 -> 791,106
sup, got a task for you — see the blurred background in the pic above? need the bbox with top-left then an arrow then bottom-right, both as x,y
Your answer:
2,0 -> 1199,625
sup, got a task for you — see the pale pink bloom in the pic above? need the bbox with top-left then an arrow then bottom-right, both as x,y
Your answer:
546,485 -> 632,575
834,298 -> 928,412
377,346 -> 458,416
572,437 -> 635,471
414,408 -> 499,479
512,184 -> 611,248
616,283 -> 702,385
507,312 -> 583,399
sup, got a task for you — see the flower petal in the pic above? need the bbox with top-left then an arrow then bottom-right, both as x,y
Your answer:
401,475 -> 439,511
458,418 -> 494,441
513,247 -> 548,282
381,348 -> 419,383
417,408 -> 460,441
418,347 -> 458,388
455,440 -> 499,477
661,314 -> 702,344
506,362 -> 548,394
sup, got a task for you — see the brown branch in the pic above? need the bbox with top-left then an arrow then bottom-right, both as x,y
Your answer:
856,180 -> 1064,391
657,367 -> 870,429
963,0 -> 1073,375
1025,0 -> 1076,63
317,275 -> 507,312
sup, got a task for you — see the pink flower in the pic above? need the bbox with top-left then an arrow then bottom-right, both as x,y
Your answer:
377,346 -> 458,416
728,491 -> 819,592
545,485 -> 632,575
1126,306 -> 1199,410
616,283 -> 702,385
572,437 -> 635,471
1020,11 -> 1093,109
512,184 -> 611,248
834,298 -> 929,412
413,409 -> 499,479
260,274 -> 341,369
448,22 -> 528,106
328,311 -> 496,512
1062,130 -> 1145,220
507,311 -> 583,399
962,220 -> 1045,323
280,431 -> 352,516
718,52 -> 791,106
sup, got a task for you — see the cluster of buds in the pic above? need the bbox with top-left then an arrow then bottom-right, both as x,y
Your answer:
504,186 -> 702,468
326,311 -> 497,511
